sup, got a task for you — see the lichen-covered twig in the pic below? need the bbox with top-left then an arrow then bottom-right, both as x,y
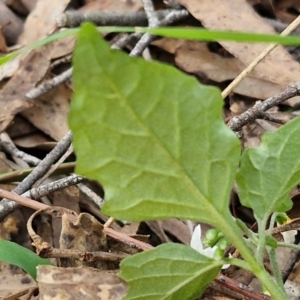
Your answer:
130,9 -> 188,57
56,10 -> 175,28
0,132 -> 41,166
227,83 -> 300,132
0,131 -> 73,221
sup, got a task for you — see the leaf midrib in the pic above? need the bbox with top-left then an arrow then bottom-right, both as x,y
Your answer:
99,53 -> 223,218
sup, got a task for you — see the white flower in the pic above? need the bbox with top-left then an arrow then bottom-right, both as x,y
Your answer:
282,230 -> 297,244
190,225 -> 230,269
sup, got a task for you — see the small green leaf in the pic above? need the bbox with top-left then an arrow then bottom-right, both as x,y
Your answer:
120,244 -> 220,300
0,239 -> 52,279
70,23 -> 240,224
265,235 -> 278,248
236,116 -> 300,220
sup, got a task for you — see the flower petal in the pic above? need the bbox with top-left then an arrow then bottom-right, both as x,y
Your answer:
282,230 -> 297,244
190,225 -> 204,252
201,245 -> 216,259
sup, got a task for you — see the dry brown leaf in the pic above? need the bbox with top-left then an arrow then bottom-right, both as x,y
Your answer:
50,186 -> 80,249
51,35 -> 76,60
0,45 -> 53,132
37,265 -> 127,300
13,133 -> 56,150
0,1 -> 23,45
0,54 -> 22,81
273,1 -> 300,23
5,0 -> 29,16
160,219 -> 191,245
0,25 -> 8,53
60,212 -> 111,269
153,38 -> 285,100
145,220 -> 172,243
178,0 -> 300,105
7,115 -> 38,139
0,263 -> 36,299
21,84 -> 71,141
18,0 -> 70,45
21,0 -> 38,12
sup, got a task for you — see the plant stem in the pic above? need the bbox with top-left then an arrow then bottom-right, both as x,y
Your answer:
267,247 -> 285,294
216,212 -> 287,300
256,217 -> 268,264
278,242 -> 300,251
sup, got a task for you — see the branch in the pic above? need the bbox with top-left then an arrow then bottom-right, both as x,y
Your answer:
227,83 -> 300,132
56,10 -> 176,28
0,131 -> 73,221
130,9 -> 188,57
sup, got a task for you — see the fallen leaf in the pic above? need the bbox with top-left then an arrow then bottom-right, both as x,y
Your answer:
21,83 -> 71,141
178,0 -> 300,105
0,1 -> 23,45
37,265 -> 127,300
18,0 -> 70,45
0,45 -> 52,131
153,38 -> 286,101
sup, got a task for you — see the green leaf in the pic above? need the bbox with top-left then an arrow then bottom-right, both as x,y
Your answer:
236,116 -> 300,220
70,23 -> 240,223
120,244 -> 220,300
0,239 -> 52,279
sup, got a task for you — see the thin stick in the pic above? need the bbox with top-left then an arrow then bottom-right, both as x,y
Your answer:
26,68 -> 72,99
227,83 -> 300,131
222,15 -> 300,99
0,131 -> 73,221
0,188 -> 153,251
142,0 -> 159,27
104,217 -> 115,228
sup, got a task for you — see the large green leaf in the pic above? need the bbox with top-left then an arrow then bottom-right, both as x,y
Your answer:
70,23 -> 240,223
0,239 -> 52,279
120,244 -> 220,300
236,116 -> 300,220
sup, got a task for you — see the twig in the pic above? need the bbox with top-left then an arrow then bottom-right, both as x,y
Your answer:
227,83 -> 300,131
56,10 -> 175,28
0,132 -> 41,166
0,131 -> 73,221
258,112 -> 287,125
215,275 -> 271,300
104,217 -> 115,228
130,9 -> 188,57
222,15 -> 300,99
3,286 -> 38,300
282,247 -> 300,283
128,0 -> 160,58
0,186 -> 273,298
111,34 -> 131,50
0,188 -> 152,251
142,0 -> 159,27
264,17 -> 300,36
43,248 -> 129,262
33,145 -> 73,187
281,233 -> 300,283
77,183 -> 104,208
26,174 -> 85,200
51,54 -> 72,69
26,68 -> 72,99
